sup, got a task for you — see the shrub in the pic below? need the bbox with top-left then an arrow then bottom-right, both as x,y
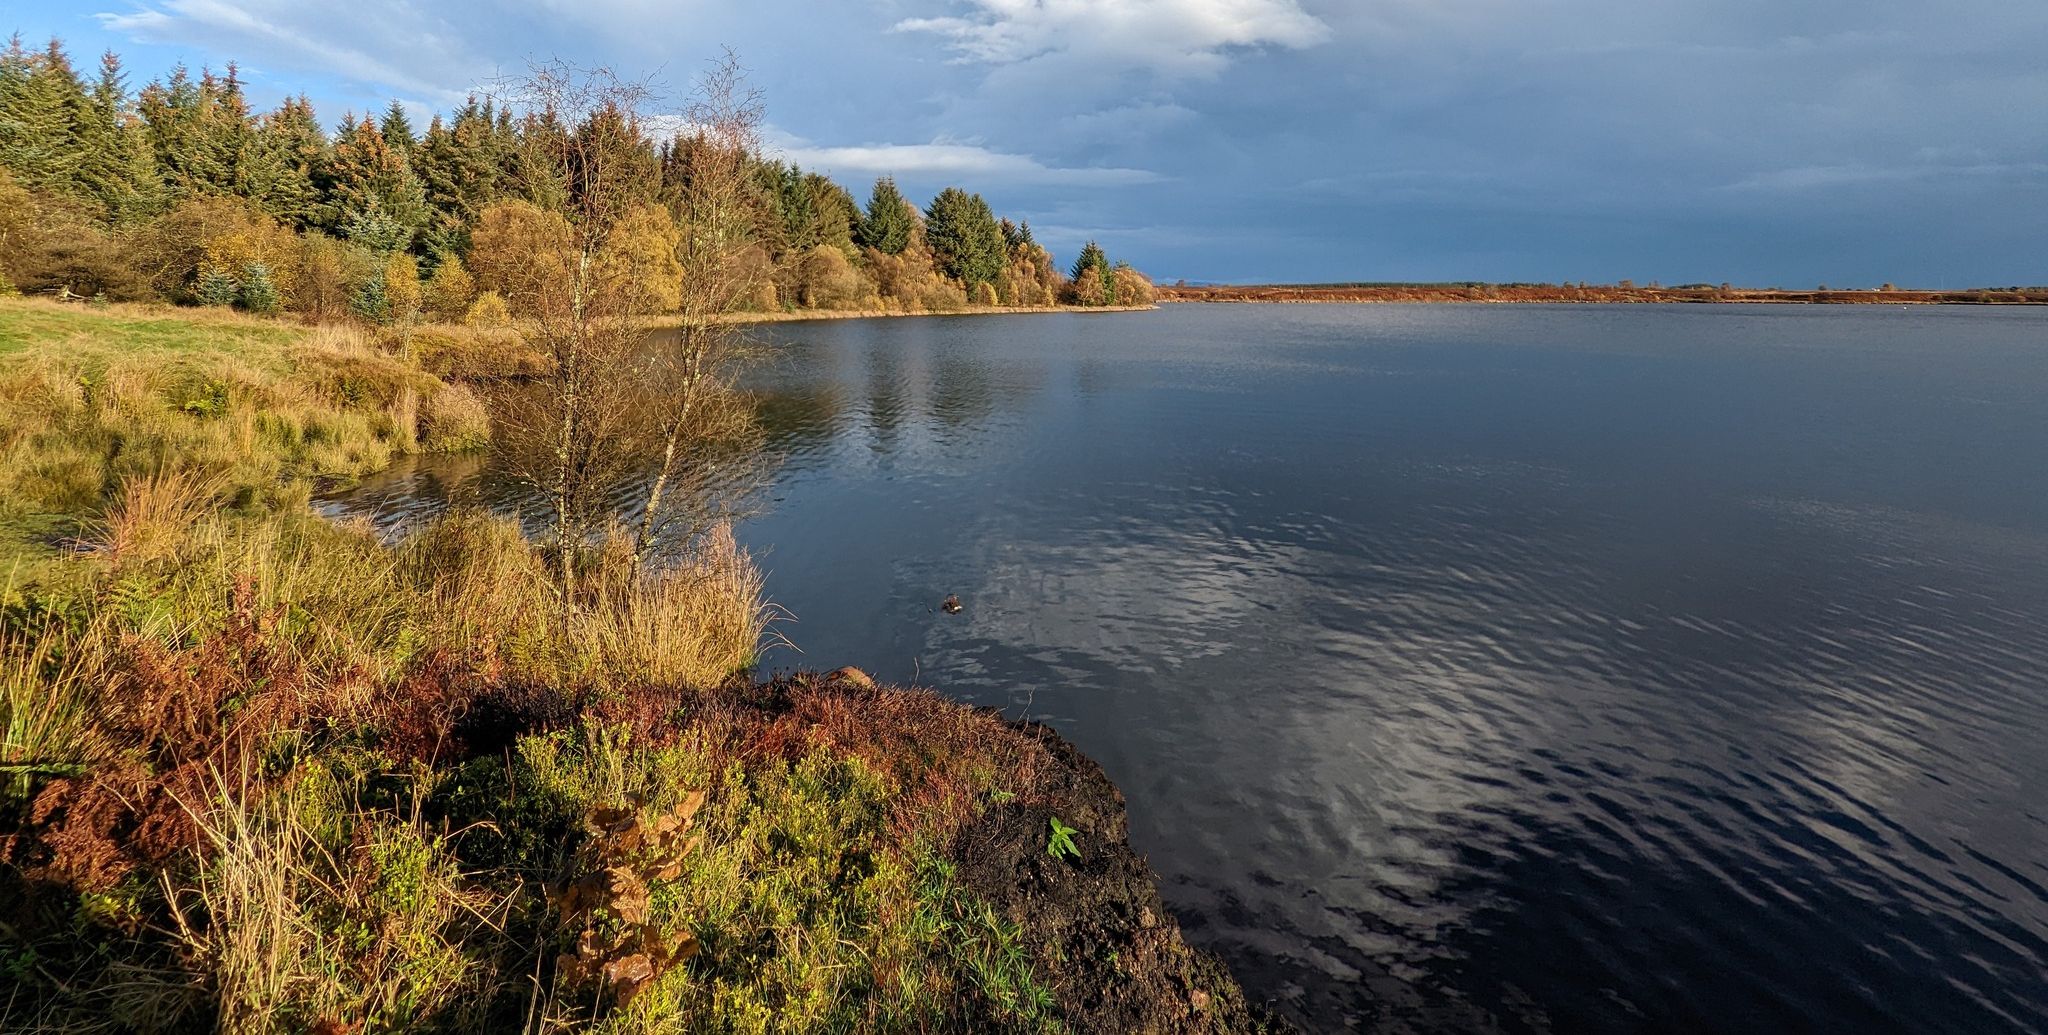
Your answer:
239,263 -> 282,314
383,252 -> 422,324
793,245 -> 869,310
421,384 -> 490,451
1111,264 -> 1156,306
352,273 -> 393,324
466,200 -> 575,316
463,291 -> 511,328
175,772 -> 502,1034
291,235 -> 372,320
131,196 -> 297,303
197,266 -> 241,307
601,205 -> 684,313
421,255 -> 476,321
406,325 -> 544,381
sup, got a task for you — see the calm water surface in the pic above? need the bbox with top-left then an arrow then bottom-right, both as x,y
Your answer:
331,304 -> 2048,1033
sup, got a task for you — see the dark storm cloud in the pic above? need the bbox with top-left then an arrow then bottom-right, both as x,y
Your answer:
60,0 -> 2048,284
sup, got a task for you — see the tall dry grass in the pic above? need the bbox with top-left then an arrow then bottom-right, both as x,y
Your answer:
92,468 -> 226,567
0,619 -> 114,800
574,523 -> 774,689
168,767 -> 506,1034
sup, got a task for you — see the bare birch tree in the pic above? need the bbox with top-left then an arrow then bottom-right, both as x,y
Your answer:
629,51 -> 772,569
483,55 -> 774,626
484,62 -> 663,614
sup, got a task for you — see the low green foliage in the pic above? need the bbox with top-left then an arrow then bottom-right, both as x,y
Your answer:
1047,816 -> 1081,861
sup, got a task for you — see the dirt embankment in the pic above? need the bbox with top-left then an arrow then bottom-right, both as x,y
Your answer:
1158,283 -> 2048,306
951,717 -> 1278,1033
693,674 -> 1288,1034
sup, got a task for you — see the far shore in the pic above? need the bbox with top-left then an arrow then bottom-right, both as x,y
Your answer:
693,302 -> 1158,326
1159,283 -> 2048,306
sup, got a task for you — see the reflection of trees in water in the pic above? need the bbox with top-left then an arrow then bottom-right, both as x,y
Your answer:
330,324 -> 1067,532
748,386 -> 842,459
928,350 -> 999,428
863,341 -> 905,454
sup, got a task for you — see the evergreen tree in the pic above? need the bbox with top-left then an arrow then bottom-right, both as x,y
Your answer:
238,261 -> 280,312
924,187 -> 1005,287
379,99 -> 415,157
351,267 -> 392,322
0,37 -> 89,197
1069,240 -> 1108,282
138,63 -> 253,200
413,98 -> 500,255
195,264 -> 239,306
324,114 -> 429,251
76,51 -> 166,224
808,172 -> 858,252
855,176 -> 912,255
244,96 -> 323,227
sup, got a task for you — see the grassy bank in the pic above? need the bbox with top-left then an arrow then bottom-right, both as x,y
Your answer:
0,299 -> 1270,1033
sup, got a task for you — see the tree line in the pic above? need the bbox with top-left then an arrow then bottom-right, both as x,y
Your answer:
0,36 -> 1155,321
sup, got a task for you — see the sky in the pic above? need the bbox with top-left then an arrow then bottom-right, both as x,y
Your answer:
15,0 -> 2048,286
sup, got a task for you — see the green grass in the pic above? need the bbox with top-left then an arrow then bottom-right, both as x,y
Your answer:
0,297 -> 307,363
0,298 -> 486,578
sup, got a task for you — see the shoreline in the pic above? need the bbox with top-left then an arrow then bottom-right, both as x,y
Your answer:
696,303 -> 1159,326
1158,285 -> 2048,306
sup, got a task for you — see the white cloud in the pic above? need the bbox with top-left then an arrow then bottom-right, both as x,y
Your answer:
894,0 -> 1329,76
773,135 -> 1159,186
96,0 -> 479,102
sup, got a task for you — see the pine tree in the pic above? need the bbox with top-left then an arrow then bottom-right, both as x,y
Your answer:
238,261 -> 280,312
1070,240 -> 1107,283
855,176 -> 912,255
924,187 -> 1005,287
324,114 -> 429,251
76,51 -> 166,224
0,38 -> 89,197
379,99 -> 415,158
244,96 -> 322,227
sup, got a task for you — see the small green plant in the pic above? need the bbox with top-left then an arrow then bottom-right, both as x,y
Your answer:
1046,817 -> 1080,861
180,378 -> 231,418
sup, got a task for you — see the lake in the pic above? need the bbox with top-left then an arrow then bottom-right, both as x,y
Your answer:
328,303 -> 2048,1033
